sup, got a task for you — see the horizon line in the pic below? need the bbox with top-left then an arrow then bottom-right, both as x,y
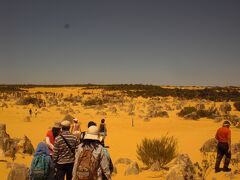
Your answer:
0,83 -> 239,88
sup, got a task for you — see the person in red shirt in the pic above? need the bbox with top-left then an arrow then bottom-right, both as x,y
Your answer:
46,122 -> 61,157
215,120 -> 231,173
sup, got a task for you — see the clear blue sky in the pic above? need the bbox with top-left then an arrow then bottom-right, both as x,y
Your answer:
1,0 -> 240,86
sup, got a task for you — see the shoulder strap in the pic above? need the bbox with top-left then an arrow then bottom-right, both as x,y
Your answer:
60,134 -> 75,154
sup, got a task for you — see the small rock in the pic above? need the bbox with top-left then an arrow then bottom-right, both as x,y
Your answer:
7,163 -> 29,180
184,112 -> 199,120
200,138 -> 217,153
124,161 -> 140,176
23,116 -> 31,122
165,154 -> 195,180
166,164 -> 185,180
150,161 -> 161,171
115,158 -> 133,165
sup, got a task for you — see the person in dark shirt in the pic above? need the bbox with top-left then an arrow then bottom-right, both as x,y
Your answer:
99,119 -> 107,147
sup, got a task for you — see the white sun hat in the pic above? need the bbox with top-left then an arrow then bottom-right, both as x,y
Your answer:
61,120 -> 71,127
84,126 -> 100,140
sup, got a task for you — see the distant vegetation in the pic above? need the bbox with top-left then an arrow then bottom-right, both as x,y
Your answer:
1,84 -> 240,102
85,84 -> 240,102
178,107 -> 197,117
136,135 -> 177,168
82,98 -> 109,107
16,97 -> 45,107
178,106 -> 218,120
234,102 -> 240,111
0,85 -> 25,92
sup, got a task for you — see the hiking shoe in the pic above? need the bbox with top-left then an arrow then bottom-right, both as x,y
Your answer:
223,168 -> 231,172
215,168 -> 221,173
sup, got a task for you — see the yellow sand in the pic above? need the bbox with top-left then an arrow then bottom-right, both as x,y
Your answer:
0,87 -> 240,180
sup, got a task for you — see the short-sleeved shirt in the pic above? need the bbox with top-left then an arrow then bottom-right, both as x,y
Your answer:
215,127 -> 231,143
46,130 -> 54,153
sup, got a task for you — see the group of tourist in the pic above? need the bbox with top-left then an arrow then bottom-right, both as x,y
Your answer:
29,115 -> 232,179
30,118 -> 112,180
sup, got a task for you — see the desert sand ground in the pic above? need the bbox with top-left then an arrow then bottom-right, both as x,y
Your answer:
0,87 -> 240,180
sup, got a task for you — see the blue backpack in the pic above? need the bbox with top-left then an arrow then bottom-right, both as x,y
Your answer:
31,154 -> 50,180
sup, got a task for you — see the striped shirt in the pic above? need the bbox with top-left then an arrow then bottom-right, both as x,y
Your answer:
53,131 -> 79,164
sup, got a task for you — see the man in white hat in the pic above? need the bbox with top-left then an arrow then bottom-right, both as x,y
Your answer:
53,120 -> 79,180
72,125 -> 112,180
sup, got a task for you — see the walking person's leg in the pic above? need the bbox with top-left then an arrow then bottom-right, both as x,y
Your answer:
215,143 -> 224,172
66,163 -> 74,180
56,164 -> 65,180
223,144 -> 231,171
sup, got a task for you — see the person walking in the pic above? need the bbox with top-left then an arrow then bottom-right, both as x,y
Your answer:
99,119 -> 107,147
72,125 -> 112,180
45,122 -> 61,157
30,142 -> 54,180
29,108 -> 32,116
79,121 -> 97,143
215,120 -> 232,173
34,108 -> 38,117
71,118 -> 81,138
53,120 -> 79,180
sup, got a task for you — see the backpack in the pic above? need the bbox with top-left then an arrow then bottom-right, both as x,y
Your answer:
103,148 -> 113,174
31,154 -> 49,180
76,148 -> 100,180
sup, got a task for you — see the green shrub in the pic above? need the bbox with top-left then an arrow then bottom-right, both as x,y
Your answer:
178,107 -> 197,117
234,102 -> 240,111
136,135 -> 178,168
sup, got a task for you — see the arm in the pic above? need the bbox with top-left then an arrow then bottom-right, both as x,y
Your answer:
228,130 -> 231,152
215,130 -> 219,142
52,138 -> 59,163
45,137 -> 54,150
100,148 -> 111,180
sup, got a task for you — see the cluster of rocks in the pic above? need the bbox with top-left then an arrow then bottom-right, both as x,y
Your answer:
0,123 -> 34,158
113,154 -> 198,179
114,158 -> 140,176
7,163 -> 29,180
165,154 -> 196,180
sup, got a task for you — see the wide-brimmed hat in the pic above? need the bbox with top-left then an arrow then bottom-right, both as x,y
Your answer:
84,126 -> 100,140
53,122 -> 61,128
223,120 -> 231,127
61,120 -> 71,127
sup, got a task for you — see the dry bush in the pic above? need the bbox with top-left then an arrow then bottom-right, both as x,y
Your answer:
178,106 -> 218,120
234,102 -> 240,111
83,97 -> 109,106
136,135 -> 177,168
178,107 -> 197,117
17,97 -> 45,107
